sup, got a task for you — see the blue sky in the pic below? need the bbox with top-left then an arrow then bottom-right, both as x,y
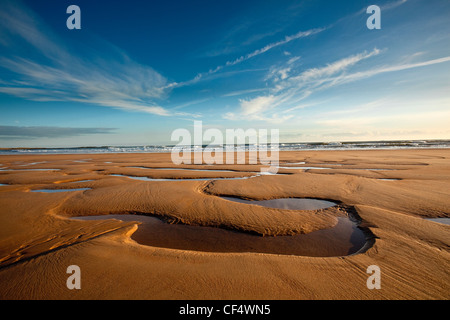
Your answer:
0,0 -> 449,147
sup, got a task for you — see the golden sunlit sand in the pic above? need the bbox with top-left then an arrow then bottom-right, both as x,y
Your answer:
0,149 -> 449,299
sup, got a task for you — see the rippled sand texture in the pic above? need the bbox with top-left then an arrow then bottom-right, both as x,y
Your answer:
0,149 -> 449,299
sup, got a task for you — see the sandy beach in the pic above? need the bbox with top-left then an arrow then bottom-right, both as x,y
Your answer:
0,149 -> 449,300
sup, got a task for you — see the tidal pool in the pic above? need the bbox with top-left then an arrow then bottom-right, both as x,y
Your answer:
127,166 -> 237,172
74,212 -> 368,257
18,161 -> 47,166
277,166 -> 330,170
109,174 -> 253,181
221,197 -> 337,210
427,218 -> 450,225
278,162 -> 306,165
109,170 -> 283,181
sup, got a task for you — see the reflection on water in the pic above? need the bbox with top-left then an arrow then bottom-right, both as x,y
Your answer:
277,165 -> 395,171
278,166 -> 330,170
279,162 -> 306,165
74,213 -> 367,257
427,218 -> 450,225
109,170 -> 283,181
109,174 -> 253,181
18,161 -> 47,166
221,197 -> 337,210
127,166 -> 237,172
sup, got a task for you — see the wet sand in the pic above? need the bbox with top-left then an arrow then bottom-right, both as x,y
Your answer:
0,149 -> 449,299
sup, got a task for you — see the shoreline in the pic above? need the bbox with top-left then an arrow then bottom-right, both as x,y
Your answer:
1,146 -> 450,155
1,138 -> 450,155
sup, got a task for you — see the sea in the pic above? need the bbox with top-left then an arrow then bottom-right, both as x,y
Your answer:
1,140 -> 450,154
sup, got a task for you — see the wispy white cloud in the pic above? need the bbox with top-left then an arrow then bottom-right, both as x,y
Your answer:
223,47 -> 450,124
175,27 -> 325,88
381,0 -> 408,11
0,1 -> 172,116
236,48 -> 384,121
224,28 -> 324,68
222,91 -> 296,123
287,48 -> 382,85
330,56 -> 450,85
221,88 -> 266,97
265,67 -> 292,82
331,0 -> 410,29
287,56 -> 301,65
264,55 -> 301,83
240,95 -> 278,116
273,50 -> 450,108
